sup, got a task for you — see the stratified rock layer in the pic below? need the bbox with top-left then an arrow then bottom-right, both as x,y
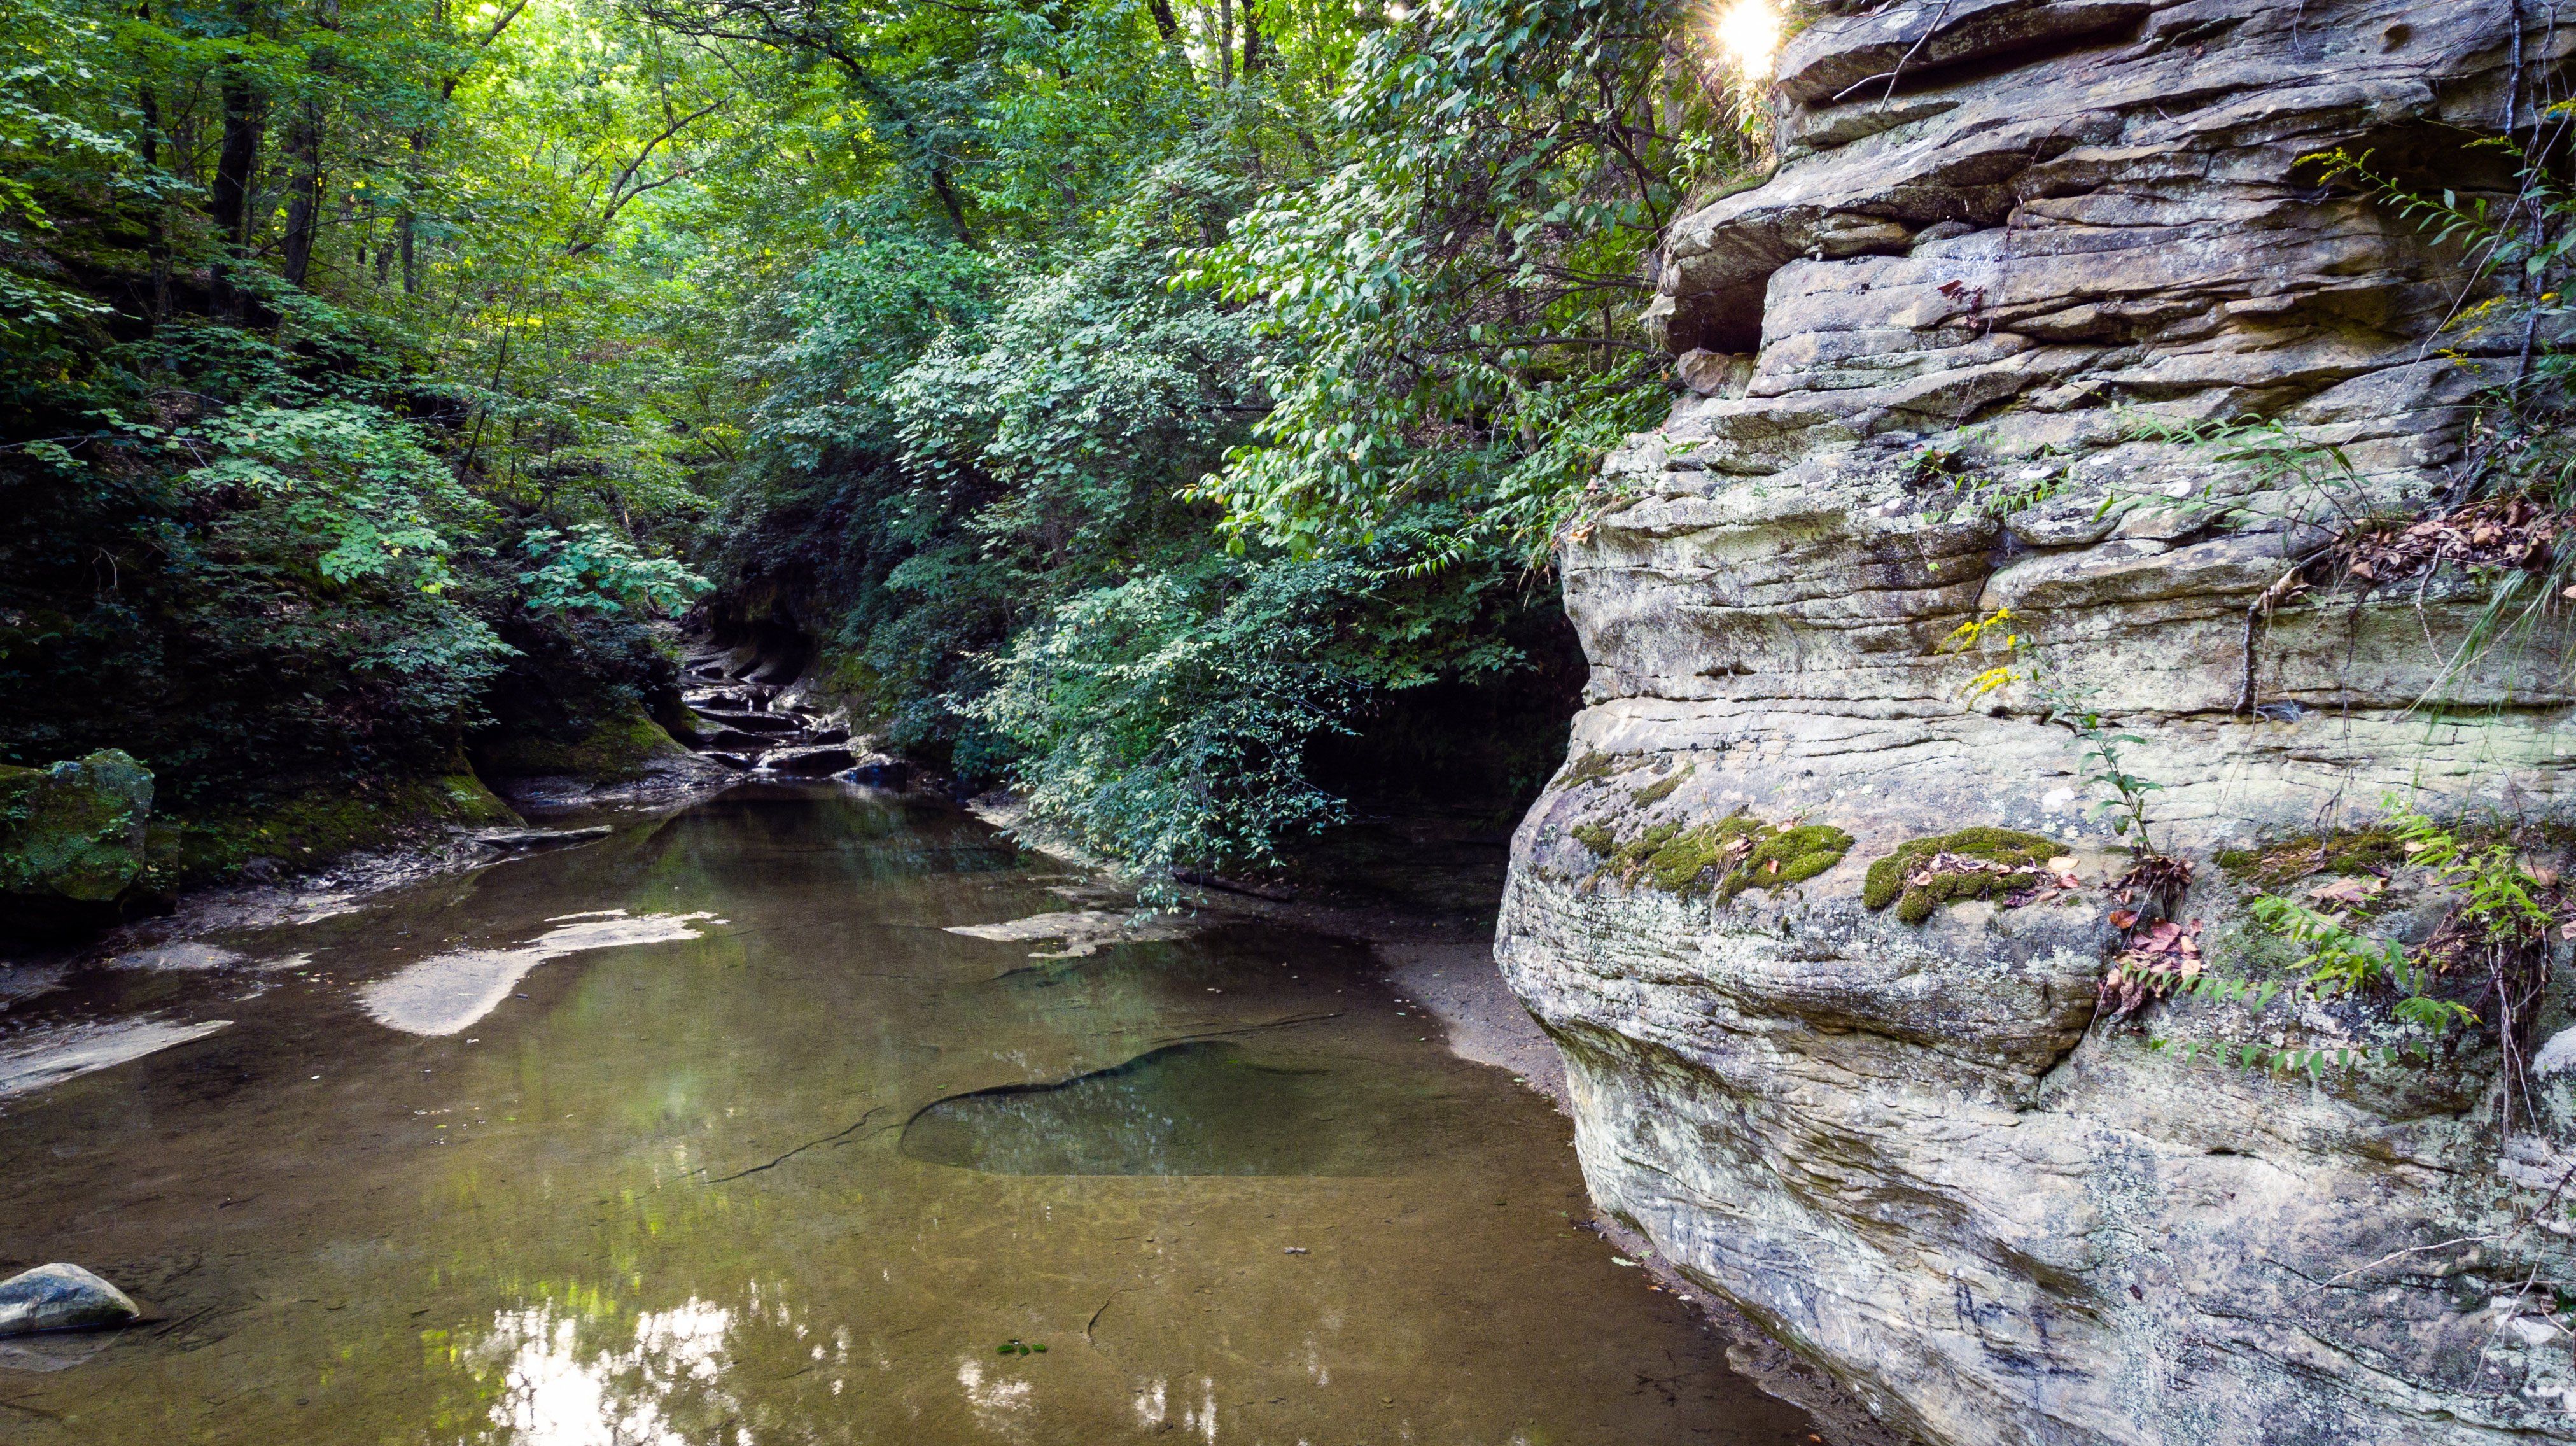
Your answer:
1501,3 -> 2576,1443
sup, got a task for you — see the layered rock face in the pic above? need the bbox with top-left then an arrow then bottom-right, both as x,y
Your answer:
1499,3 -> 2576,1443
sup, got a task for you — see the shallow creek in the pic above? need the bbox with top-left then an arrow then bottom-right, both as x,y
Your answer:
0,784 -> 1814,1445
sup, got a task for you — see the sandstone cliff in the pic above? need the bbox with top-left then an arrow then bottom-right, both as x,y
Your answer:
1499,2 -> 2576,1443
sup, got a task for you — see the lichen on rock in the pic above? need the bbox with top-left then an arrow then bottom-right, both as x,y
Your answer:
1861,826 -> 2059,924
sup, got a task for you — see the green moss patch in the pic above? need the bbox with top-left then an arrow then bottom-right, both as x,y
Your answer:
0,750 -> 153,902
1863,827 -> 2061,925
473,703 -> 690,783
1583,811 -> 1854,901
1561,751 -> 1631,789
173,772 -> 521,881
2214,829 -> 2409,889
1571,823 -> 1618,855
1628,763 -> 1694,806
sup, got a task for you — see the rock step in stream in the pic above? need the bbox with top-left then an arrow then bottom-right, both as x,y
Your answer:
676,651 -> 904,785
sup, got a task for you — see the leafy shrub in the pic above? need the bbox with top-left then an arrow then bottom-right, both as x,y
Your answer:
970,563 -> 1367,887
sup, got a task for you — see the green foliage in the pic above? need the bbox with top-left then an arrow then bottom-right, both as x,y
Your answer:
2244,894 -> 2417,1000
519,524 -> 710,615
2064,711 -> 2164,855
2388,799 -> 2553,948
969,563 -> 1365,889
1177,0 -> 1756,566
1862,828 -> 2059,926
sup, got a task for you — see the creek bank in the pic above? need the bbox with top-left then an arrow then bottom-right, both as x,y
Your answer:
1501,3 -> 2576,1444
3,629 -> 871,962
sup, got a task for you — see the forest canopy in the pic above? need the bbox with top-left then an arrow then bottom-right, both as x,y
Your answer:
0,0 -> 1768,880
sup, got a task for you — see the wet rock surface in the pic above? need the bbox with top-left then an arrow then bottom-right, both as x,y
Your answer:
0,1265 -> 141,1337
1504,4 -> 2576,1445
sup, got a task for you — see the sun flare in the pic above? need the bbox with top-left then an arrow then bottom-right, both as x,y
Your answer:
1713,0 -> 1782,78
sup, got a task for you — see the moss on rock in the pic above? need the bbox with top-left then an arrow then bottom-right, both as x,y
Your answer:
1728,824 -> 1858,901
1561,750 -> 1628,788
173,771 -> 520,880
1862,827 -> 2061,925
1580,811 -> 1854,900
2214,828 -> 2409,888
472,703 -> 692,783
0,750 -> 153,903
1628,763 -> 1694,806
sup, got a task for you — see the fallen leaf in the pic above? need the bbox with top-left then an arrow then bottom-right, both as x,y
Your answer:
2310,876 -> 2384,906
2048,855 -> 2078,874
2108,908 -> 2139,930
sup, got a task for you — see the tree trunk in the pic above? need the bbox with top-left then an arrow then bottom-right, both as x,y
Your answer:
209,60 -> 261,322
281,101 -> 323,288
1243,0 -> 1264,74
137,82 -> 171,322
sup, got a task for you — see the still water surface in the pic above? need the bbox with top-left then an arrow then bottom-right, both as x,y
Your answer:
0,784 -> 1812,1445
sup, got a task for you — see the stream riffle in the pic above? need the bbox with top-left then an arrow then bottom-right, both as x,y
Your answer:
0,783 -> 1814,1444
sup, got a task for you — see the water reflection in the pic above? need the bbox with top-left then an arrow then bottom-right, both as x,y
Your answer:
898,1041 -> 1469,1176
476,1296 -> 744,1446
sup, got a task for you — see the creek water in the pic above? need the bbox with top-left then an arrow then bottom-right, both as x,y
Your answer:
0,783 -> 1814,1445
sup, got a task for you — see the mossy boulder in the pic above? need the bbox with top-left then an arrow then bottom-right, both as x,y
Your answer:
1861,827 -> 2061,925
171,771 -> 519,880
471,702 -> 694,784
1,750 -> 155,935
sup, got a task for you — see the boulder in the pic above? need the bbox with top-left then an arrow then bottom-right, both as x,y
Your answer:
0,1264 -> 141,1336
1,750 -> 155,937
473,703 -> 731,799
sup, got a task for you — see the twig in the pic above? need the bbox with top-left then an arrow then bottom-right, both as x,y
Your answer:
1827,0 -> 1959,105
2234,545 -> 2335,714
2299,1233 -> 2504,1296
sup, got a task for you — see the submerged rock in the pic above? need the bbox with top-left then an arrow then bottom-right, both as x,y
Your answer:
1504,4 -> 2576,1445
0,1264 -> 141,1336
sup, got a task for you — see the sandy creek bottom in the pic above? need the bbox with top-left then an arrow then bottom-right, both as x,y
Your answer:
0,784 -> 1815,1445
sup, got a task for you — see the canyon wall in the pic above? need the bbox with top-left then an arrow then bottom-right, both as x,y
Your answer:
1498,2 -> 2576,1443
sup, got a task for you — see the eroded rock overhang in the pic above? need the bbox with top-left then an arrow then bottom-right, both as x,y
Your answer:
1500,3 -> 2576,1444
